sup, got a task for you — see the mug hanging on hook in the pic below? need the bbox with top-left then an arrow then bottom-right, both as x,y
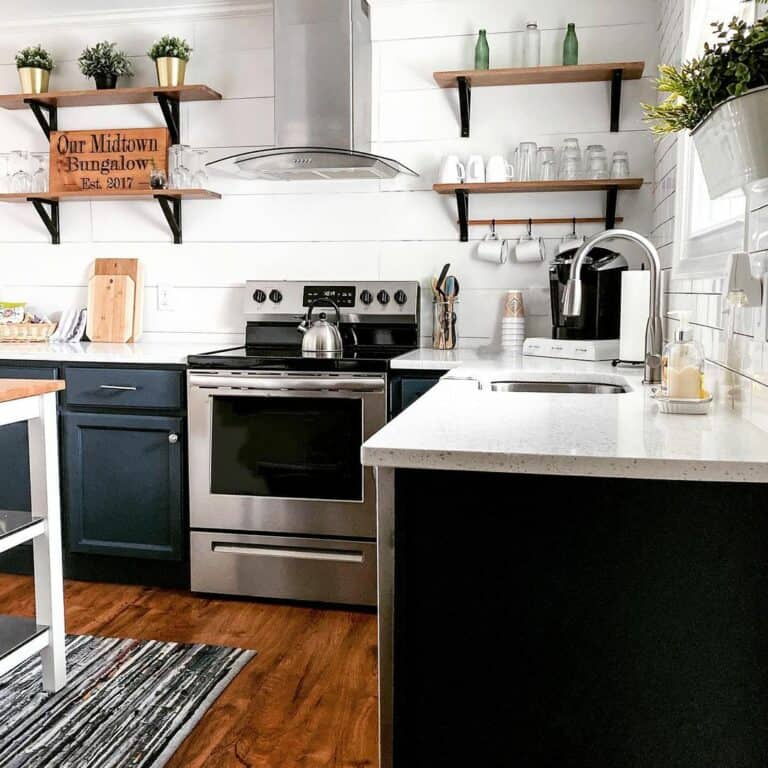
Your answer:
476,217 -> 508,264
558,215 -> 586,255
516,217 -> 545,263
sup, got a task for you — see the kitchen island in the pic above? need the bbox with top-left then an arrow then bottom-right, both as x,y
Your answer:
365,352 -> 768,768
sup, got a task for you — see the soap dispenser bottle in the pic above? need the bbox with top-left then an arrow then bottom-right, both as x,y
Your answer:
662,311 -> 705,398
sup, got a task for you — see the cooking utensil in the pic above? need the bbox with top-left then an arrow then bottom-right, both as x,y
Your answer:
436,263 -> 451,300
298,298 -> 344,357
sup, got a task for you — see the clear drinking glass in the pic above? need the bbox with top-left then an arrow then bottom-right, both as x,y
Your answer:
558,148 -> 583,180
31,152 -> 48,193
610,150 -> 631,178
0,154 -> 10,194
191,149 -> 209,187
539,160 -> 556,181
168,144 -> 192,189
586,148 -> 609,179
9,151 -> 32,194
515,141 -> 538,182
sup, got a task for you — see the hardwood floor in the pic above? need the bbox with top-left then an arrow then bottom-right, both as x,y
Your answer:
0,574 -> 379,768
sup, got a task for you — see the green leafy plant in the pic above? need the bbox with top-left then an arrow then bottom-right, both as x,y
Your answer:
147,35 -> 193,62
15,45 -> 54,71
643,15 -> 768,135
78,41 -> 133,78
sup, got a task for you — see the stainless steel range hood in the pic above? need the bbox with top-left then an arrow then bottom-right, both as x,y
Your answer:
209,0 -> 417,180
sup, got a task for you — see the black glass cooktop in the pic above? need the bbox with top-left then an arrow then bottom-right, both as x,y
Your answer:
187,345 -> 414,373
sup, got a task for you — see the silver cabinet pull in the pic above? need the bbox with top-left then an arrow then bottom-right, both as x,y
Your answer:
168,433 -> 179,444
212,543 -> 364,564
99,385 -> 138,391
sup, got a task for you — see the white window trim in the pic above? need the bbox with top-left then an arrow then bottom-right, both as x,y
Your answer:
671,0 -> 752,279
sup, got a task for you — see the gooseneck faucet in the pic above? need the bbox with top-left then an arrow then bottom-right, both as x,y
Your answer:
562,229 -> 663,384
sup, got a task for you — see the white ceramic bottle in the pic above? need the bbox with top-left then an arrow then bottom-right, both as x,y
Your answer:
662,311 -> 705,399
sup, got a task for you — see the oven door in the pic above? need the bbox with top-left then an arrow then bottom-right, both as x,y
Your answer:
188,371 -> 386,538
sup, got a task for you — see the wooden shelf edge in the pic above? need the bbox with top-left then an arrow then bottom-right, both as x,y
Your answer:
433,61 -> 645,88
0,84 -> 222,110
433,179 -> 644,194
0,188 -> 221,202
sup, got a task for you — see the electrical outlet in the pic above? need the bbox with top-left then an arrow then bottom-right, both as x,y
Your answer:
157,283 -> 174,312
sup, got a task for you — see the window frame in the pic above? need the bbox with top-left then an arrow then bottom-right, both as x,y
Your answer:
672,0 -> 753,279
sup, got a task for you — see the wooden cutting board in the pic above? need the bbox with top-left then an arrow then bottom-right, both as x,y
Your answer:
87,275 -> 136,343
90,258 -> 144,341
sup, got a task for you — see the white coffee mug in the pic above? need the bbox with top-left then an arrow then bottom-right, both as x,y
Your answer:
515,236 -> 546,263
476,232 -> 508,264
486,155 -> 514,183
466,155 -> 486,183
439,155 -> 466,184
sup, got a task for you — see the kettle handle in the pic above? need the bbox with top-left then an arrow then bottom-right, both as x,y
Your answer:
306,297 -> 342,325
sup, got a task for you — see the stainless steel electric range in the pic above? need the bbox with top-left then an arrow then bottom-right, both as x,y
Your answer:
187,280 -> 420,606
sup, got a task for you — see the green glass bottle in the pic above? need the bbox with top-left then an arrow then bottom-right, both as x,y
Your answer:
563,23 -> 578,66
475,29 -> 489,70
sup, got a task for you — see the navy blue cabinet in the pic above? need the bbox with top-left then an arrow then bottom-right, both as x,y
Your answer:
390,372 -> 442,417
62,412 -> 183,561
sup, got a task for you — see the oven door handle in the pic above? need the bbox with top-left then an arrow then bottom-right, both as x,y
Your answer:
189,374 -> 385,393
211,542 -> 365,564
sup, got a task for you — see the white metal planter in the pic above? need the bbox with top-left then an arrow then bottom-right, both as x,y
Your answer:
691,84 -> 768,198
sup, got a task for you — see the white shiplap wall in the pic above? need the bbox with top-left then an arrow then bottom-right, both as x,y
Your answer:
654,0 -> 768,403
0,0 -> 656,344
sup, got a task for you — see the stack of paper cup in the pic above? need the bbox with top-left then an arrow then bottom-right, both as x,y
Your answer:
501,290 -> 525,353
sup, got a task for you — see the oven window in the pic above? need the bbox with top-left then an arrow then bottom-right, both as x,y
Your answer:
210,395 -> 363,501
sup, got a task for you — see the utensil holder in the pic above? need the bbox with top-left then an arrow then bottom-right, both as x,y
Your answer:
433,300 -> 458,350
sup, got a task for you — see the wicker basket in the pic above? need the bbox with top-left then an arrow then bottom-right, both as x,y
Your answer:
0,322 -> 57,342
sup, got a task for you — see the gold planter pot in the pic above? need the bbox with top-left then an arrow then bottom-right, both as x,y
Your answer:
18,67 -> 50,94
155,57 -> 187,88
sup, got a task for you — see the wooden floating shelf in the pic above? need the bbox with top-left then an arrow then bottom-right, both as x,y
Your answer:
0,189 -> 221,203
0,84 -> 222,110
434,60 -> 645,137
433,61 -> 645,89
435,179 -> 644,242
433,179 -> 644,195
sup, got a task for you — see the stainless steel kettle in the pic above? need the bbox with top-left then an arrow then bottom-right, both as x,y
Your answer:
298,298 -> 343,357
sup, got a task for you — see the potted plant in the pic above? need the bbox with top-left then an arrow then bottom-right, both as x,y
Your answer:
15,45 -> 54,94
148,35 -> 192,88
78,41 -> 133,90
643,14 -> 768,198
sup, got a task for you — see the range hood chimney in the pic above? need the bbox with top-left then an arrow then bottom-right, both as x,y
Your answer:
209,0 -> 417,180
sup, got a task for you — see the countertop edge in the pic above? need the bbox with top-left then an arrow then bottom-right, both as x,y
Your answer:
362,447 -> 768,483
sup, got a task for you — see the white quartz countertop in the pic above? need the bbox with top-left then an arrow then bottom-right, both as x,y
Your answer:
0,340 -> 230,366
390,345 -> 507,371
363,353 -> 768,483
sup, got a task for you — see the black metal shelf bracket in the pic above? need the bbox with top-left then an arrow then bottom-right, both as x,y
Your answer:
154,93 -> 181,145
156,195 -> 182,244
24,99 -> 57,141
610,68 -> 623,133
605,186 -> 618,230
457,76 -> 471,138
29,197 -> 60,244
456,189 -> 470,242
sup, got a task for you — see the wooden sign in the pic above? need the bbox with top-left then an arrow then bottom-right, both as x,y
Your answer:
49,128 -> 170,195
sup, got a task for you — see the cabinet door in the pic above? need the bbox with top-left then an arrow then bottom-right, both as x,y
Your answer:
0,366 -> 58,511
62,412 -> 183,560
392,374 -> 441,417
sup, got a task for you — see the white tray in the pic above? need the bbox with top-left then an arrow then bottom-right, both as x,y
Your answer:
652,392 -> 713,415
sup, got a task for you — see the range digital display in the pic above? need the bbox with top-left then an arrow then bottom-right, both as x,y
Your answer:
303,285 -> 357,308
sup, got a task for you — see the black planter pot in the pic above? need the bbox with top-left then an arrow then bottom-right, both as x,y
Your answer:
94,73 -> 118,90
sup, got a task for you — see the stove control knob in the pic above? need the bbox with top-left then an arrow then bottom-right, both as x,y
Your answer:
360,290 -> 373,305
252,289 -> 267,303
377,290 -> 390,305
394,290 -> 408,306
269,289 -> 283,304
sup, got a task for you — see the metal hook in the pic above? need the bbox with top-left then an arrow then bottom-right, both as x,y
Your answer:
572,216 -> 577,236
491,218 -> 496,237
527,217 -> 532,237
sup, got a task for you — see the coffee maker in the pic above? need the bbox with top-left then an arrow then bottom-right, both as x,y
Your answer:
549,246 -> 627,340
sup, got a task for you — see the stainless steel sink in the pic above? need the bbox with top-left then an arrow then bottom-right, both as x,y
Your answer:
491,381 -> 630,395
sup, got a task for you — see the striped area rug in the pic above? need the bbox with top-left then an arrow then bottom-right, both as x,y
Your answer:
0,633 -> 256,767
